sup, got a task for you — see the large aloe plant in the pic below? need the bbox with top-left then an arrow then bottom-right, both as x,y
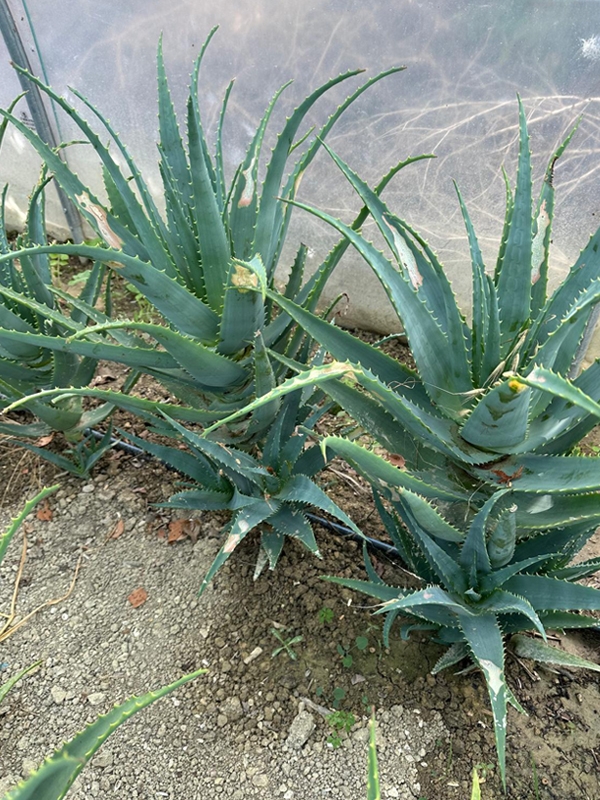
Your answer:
0,28 -> 418,447
1,668 -> 205,800
328,488 -> 600,787
254,101 -> 600,539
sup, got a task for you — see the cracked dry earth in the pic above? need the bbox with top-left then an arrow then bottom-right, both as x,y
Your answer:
0,449 -> 599,800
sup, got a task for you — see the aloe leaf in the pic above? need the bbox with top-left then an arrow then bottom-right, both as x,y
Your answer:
252,67 -> 364,273
257,529 -> 286,573
538,611 -> 600,630
550,557 -> 600,581
351,368 -> 490,465
380,586 -> 470,618
0,661 -> 41,706
218,258 -> 267,356
3,74 -> 178,280
518,366 -> 600,418
320,435 -> 464,503
162,487 -> 239,512
460,378 -> 531,449
269,505 -> 319,556
366,712 -> 381,800
504,574 -> 600,611
267,289 -> 429,402
298,154 -> 435,311
457,611 -> 508,786
120,429 -> 222,489
1,386 -> 220,426
533,359 -> 600,454
21,170 -> 53,309
0,185 -> 10,260
431,642 -> 469,675
324,575 -> 409,603
69,86 -> 174,244
71,261 -> 105,326
479,590 -> 546,638
198,499 -> 280,596
186,64 -> 231,311
496,98 -> 532,357
460,491 -> 510,578
72,320 -> 246,389
156,36 -> 192,211
512,633 -> 600,672
0,485 -> 59,565
0,327 -> 181,374
275,474 -> 363,537
513,491 -> 600,530
0,244 -> 220,341
3,668 -> 206,800
201,361 -> 355,436
6,441 -> 88,474
395,503 -> 465,591
160,415 -> 267,478
285,197 -> 473,416
229,81 -> 292,259
322,142 -> 471,388
214,78 -> 235,212
530,121 -> 580,317
272,68 -> 407,277
479,555 -> 554,594
531,231 -> 600,355
454,181 -> 501,385
475,453 -> 600,494
525,281 -> 600,386
244,330 -> 279,437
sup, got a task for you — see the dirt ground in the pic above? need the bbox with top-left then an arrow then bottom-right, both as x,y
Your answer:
0,423 -> 599,800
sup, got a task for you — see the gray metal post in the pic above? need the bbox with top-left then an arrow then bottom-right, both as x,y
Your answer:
0,0 -> 84,242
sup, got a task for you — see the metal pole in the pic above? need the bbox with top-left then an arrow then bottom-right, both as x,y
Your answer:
0,0 -> 84,242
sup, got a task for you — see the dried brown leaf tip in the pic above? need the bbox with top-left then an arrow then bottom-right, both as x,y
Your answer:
36,500 -> 53,522
128,587 -> 148,608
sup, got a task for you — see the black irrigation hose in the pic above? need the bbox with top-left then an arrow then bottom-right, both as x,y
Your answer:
87,428 -> 402,560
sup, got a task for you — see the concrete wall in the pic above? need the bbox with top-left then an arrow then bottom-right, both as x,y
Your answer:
2,0 -> 600,356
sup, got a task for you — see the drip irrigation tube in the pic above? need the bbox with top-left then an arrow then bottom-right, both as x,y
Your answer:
87,428 -> 402,560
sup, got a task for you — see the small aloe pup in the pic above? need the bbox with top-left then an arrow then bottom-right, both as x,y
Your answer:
0,28 -> 416,447
327,488 -> 600,787
120,362 -> 367,591
258,101 -> 600,539
1,668 -> 205,800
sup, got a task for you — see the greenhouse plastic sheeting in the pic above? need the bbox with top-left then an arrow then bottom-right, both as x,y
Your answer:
2,0 -> 600,346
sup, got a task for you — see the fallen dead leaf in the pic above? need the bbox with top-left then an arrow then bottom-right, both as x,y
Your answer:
107,518 -> 124,540
35,434 -> 54,447
128,587 -> 148,608
167,519 -> 201,545
36,500 -> 53,522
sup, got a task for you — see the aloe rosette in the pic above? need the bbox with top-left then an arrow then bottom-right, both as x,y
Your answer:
327,488 -> 600,785
119,362 -> 367,590
0,28 -> 418,447
257,101 -> 600,541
